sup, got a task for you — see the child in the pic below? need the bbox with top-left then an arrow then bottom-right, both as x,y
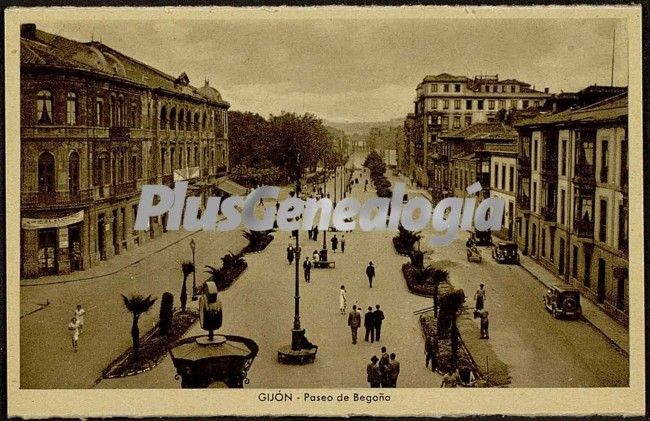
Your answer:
68,317 -> 80,352
74,304 -> 86,333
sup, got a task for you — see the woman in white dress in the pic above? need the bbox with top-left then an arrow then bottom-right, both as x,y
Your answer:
74,304 -> 86,333
68,317 -> 80,352
339,285 -> 347,314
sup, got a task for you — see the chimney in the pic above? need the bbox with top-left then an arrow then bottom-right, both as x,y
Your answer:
21,23 -> 36,40
544,87 -> 549,94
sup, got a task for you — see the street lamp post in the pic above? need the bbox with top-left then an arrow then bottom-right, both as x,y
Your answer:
190,239 -> 197,300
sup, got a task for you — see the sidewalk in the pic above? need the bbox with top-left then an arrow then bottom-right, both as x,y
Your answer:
518,254 -> 629,355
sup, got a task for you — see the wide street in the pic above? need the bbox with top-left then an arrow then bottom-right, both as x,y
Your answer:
20,153 -> 628,389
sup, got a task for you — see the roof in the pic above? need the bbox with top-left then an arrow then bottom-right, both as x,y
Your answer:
423,73 -> 471,83
441,123 -> 517,141
516,93 -> 627,128
21,27 -> 229,106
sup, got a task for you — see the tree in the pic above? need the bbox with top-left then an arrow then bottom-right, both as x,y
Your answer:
437,289 -> 466,368
180,261 -> 194,313
158,292 -> 174,335
121,294 -> 157,360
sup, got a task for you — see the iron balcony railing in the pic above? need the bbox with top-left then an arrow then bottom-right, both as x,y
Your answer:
21,188 -> 94,208
541,206 -> 557,222
573,218 -> 594,238
110,180 -> 137,197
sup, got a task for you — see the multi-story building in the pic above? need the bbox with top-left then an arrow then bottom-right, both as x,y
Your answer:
514,93 -> 628,324
20,24 -> 231,278
407,73 -> 550,187
403,113 -> 417,182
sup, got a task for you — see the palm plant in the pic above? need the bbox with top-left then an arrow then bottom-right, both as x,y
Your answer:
121,294 -> 157,360
180,261 -> 194,313
204,264 -> 225,287
221,251 -> 246,270
436,288 -> 466,368
430,268 -> 449,317
398,224 -> 422,252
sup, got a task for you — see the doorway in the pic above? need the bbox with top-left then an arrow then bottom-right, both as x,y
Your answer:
98,214 -> 106,260
68,224 -> 82,271
597,258 -> 606,303
38,229 -> 57,275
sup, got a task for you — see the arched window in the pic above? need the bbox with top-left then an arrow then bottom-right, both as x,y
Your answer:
66,92 -> 77,125
170,147 -> 175,171
161,147 -> 166,174
36,90 -> 53,124
187,147 -> 190,167
109,94 -> 116,126
160,105 -> 167,129
180,148 -> 184,168
130,102 -> 138,128
179,109 -> 185,131
185,110 -> 191,131
202,113 -> 207,130
117,95 -> 124,126
170,107 -> 177,130
38,152 -> 55,193
95,98 -> 104,126
194,146 -> 198,166
194,112 -> 199,131
68,151 -> 80,195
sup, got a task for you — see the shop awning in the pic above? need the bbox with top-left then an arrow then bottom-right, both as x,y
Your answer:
216,178 -> 248,196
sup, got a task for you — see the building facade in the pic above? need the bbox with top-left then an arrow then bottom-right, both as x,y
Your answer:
406,73 -> 550,187
514,93 -> 628,324
20,24 -> 230,278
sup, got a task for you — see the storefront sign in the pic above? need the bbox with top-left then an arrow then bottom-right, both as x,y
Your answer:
59,229 -> 69,248
21,210 -> 84,230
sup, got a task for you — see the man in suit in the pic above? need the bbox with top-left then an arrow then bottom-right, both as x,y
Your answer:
373,304 -> 385,341
365,261 -> 375,288
364,306 -> 375,343
347,305 -> 361,344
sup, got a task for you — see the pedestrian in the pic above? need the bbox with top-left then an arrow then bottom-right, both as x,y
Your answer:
308,225 -> 313,240
347,305 -> 361,344
74,304 -> 86,333
313,227 -> 319,242
367,356 -> 381,388
275,201 -> 280,213
341,235 -> 346,253
378,346 -> 391,387
287,245 -> 294,265
373,304 -> 384,341
68,317 -> 80,352
441,368 -> 458,388
364,306 -> 375,343
425,335 -> 438,372
474,284 -> 486,311
259,197 -> 265,207
365,261 -> 375,288
303,257 -> 312,282
339,285 -> 347,314
331,234 -> 338,252
364,180 -> 368,192
388,353 -> 400,387
312,249 -> 320,264
479,309 -> 489,339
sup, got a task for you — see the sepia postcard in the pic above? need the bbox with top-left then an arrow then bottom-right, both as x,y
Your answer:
4,5 -> 645,418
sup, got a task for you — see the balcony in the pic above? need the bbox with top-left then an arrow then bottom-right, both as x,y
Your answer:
517,156 -> 530,174
109,126 -> 131,140
22,125 -> 109,139
540,158 -> 558,178
517,194 -> 530,211
573,218 -> 594,238
21,188 -> 94,209
541,206 -> 557,222
573,164 -> 595,186
110,181 -> 137,199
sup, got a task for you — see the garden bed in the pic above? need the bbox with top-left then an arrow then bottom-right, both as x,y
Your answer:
241,234 -> 274,254
215,263 -> 248,291
102,309 -> 199,379
392,237 -> 411,256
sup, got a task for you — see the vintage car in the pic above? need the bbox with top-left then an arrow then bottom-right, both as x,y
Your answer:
470,229 -> 492,246
491,241 -> 520,264
543,285 -> 582,319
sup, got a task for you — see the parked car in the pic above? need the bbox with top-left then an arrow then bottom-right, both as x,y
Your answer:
471,228 -> 492,246
491,241 -> 519,264
543,285 -> 582,319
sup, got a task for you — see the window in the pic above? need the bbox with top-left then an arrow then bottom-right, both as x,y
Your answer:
560,189 -> 566,225
494,164 -> 499,188
178,109 -> 185,131
532,181 -> 537,212
509,166 -> 514,191
549,229 -> 555,262
161,148 -> 166,174
430,84 -> 438,93
621,136 -> 628,186
38,152 -> 56,193
600,140 -> 609,182
501,85 -> 506,93
466,100 -> 472,110
511,85 -> 516,93
510,99 -> 517,109
130,102 -> 138,128
443,84 -> 449,92
616,277 -> 626,310
95,98 -> 104,126
160,106 -> 167,129
68,151 -> 80,195
541,228 -> 546,257
36,90 -> 53,124
170,108 -> 176,130
599,199 -> 607,242
455,168 -> 458,188
464,116 -> 472,127
454,84 -> 461,92
485,85 -> 490,93
454,99 -> 461,110
441,116 -> 449,128
561,139 -> 567,176
116,95 -> 124,126
523,100 -> 530,109
534,100 -> 540,108
194,112 -> 200,131
488,100 -> 495,110
453,116 -> 460,129
501,165 -> 506,190
533,139 -> 538,171
498,100 -> 506,110
572,245 -> 578,278
431,99 -> 437,110
443,100 -> 449,110
618,203 -> 628,252
66,92 -> 77,125
477,100 -> 484,110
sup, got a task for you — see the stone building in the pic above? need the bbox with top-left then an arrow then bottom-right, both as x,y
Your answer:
20,23 -> 231,278
514,93 -> 628,324
405,73 -> 550,187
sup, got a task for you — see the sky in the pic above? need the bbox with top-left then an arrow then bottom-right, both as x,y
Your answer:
32,17 -> 628,123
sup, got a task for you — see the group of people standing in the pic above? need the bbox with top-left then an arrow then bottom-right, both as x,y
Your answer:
366,347 -> 400,387
346,304 -> 385,344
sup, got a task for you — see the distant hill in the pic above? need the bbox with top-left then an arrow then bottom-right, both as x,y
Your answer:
323,118 -> 404,136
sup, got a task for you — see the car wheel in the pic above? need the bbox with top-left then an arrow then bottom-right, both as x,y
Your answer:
552,308 -> 560,319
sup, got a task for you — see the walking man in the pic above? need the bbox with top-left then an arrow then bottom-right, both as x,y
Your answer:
348,305 -> 361,344
378,346 -> 391,387
364,179 -> 368,192
331,234 -> 339,253
287,245 -> 294,265
303,257 -> 312,282
388,353 -> 400,387
367,356 -> 381,388
68,317 -> 80,352
365,261 -> 375,288
373,304 -> 384,341
339,285 -> 347,314
74,304 -> 86,334
474,284 -> 486,311
364,307 -> 375,343
425,335 -> 438,372
341,235 -> 346,253
479,309 -> 490,339
313,227 -> 319,242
